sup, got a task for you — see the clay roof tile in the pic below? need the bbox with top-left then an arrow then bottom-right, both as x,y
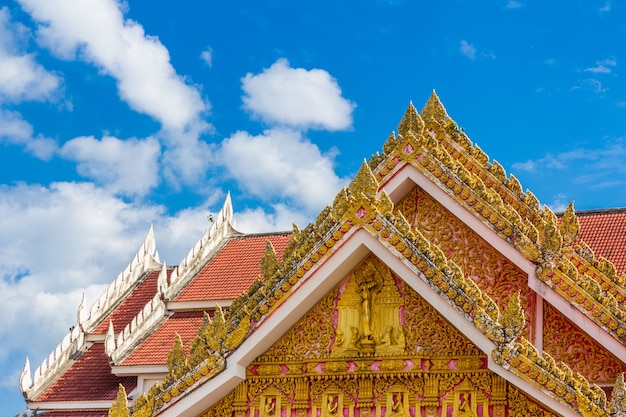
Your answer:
175,233 -> 291,302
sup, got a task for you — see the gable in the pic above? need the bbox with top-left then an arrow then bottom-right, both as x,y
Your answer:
258,254 -> 482,362
105,95 -> 626,417
395,184 -> 536,341
543,303 -> 626,385
196,254 -> 559,417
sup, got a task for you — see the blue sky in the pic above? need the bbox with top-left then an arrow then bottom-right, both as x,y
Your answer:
1,0 -> 626,414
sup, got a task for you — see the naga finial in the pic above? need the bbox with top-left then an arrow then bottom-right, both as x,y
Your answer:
421,90 -> 447,125
398,102 -> 424,138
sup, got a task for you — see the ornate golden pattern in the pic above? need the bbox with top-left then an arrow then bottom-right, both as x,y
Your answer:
396,185 -> 535,341
257,285 -> 337,362
402,278 -> 481,357
507,386 -> 559,417
543,303 -> 626,382
119,95 -> 625,417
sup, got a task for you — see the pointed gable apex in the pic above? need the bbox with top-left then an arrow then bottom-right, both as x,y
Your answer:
116,94 -> 626,417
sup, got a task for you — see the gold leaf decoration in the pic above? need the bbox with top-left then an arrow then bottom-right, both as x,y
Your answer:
348,161 -> 379,201
420,91 -> 447,126
108,384 -> 129,417
398,102 -> 424,138
260,241 -> 280,281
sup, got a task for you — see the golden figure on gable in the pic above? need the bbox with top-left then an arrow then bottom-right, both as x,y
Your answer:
331,259 -> 405,357
261,396 -> 280,417
453,393 -> 478,417
386,391 -> 409,417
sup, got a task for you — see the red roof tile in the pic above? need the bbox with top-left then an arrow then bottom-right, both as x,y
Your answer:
37,344 -> 136,402
92,269 -> 162,335
38,412 -> 108,417
120,311 -> 206,366
576,208 -> 626,275
175,233 -> 291,302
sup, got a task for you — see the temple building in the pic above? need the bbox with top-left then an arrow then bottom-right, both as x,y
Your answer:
19,93 -> 626,417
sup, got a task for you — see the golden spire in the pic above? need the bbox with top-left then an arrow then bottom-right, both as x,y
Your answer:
421,90 -> 447,125
348,160 -> 379,200
397,101 -> 424,138
108,384 -> 129,417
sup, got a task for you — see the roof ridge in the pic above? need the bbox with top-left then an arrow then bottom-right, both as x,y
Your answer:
567,207 -> 626,216
21,226 -> 161,401
81,226 -> 162,333
164,193 -> 241,301
20,324 -> 86,400
106,287 -> 169,364
103,194 -> 240,364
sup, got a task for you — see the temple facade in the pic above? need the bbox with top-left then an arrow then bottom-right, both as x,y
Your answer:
20,93 -> 626,417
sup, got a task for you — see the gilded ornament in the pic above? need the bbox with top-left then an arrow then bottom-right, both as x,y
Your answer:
489,160 -> 507,183
383,131 -> 400,155
108,384 -> 129,417
421,91 -> 447,126
398,102 -> 425,138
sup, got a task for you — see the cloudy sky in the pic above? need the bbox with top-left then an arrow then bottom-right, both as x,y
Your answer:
1,0 -> 626,413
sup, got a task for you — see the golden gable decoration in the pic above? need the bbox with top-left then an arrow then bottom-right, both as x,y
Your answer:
113,93 -> 626,417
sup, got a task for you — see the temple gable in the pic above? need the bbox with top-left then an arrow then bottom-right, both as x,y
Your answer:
196,255 -> 558,417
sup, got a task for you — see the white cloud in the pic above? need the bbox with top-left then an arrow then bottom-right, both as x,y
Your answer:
584,58 -> 616,74
506,1 -> 522,9
0,109 -> 56,159
200,47 -> 213,67
241,58 -> 355,131
0,7 -> 61,104
220,128 -> 348,213
511,160 -> 537,172
0,180 -> 216,395
459,40 -> 495,61
17,0 -> 207,130
60,135 -> 162,196
235,204 -> 310,234
571,78 -> 607,94
160,122 -> 216,186
460,40 -> 477,60
599,1 -> 611,12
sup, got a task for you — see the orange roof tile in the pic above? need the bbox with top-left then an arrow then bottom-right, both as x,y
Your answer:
175,233 -> 291,302
37,343 -> 136,402
576,208 -> 626,275
120,311 -> 206,366
37,412 -> 107,417
92,269 -> 162,335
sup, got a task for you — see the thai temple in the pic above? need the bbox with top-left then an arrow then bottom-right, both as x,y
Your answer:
19,93 -> 626,417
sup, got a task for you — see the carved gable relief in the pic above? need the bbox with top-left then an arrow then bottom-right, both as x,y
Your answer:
199,255 -> 560,417
543,303 -> 626,384
396,185 -> 536,341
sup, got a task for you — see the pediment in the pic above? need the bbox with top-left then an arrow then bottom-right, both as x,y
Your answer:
257,253 -> 483,364
123,96 -> 625,417
197,254 -> 561,417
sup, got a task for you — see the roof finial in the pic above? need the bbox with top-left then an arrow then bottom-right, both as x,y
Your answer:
105,321 -> 116,357
19,356 -> 32,394
421,90 -> 447,125
77,293 -> 86,327
398,101 -> 424,138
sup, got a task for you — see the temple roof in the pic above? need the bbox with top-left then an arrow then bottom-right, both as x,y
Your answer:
120,311 -> 206,366
175,233 -> 291,302
92,269 -> 161,335
37,344 -> 136,403
576,208 -> 626,275
23,93 -> 626,417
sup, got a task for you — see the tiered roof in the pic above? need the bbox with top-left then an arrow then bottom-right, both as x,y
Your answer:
577,208 -> 626,275
22,93 -> 626,417
21,194 -> 292,415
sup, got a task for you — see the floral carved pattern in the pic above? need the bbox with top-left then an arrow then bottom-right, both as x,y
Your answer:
257,286 -> 338,362
402,280 -> 482,357
396,186 -> 535,340
543,303 -> 626,383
